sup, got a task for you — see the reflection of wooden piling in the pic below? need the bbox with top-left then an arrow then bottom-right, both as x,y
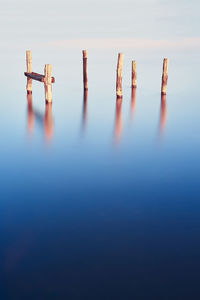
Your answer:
44,103 -> 53,140
27,93 -> 34,132
132,60 -> 137,88
116,53 -> 124,98
82,89 -> 88,129
161,58 -> 168,95
115,97 -> 123,141
26,93 -> 54,141
44,64 -> 52,103
131,87 -> 136,119
26,50 -> 32,94
160,94 -> 167,134
83,50 -> 88,90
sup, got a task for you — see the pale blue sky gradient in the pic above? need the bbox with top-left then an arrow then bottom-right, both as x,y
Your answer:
1,0 -> 200,46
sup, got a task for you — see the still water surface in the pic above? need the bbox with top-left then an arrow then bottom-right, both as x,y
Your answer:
1,49 -> 200,299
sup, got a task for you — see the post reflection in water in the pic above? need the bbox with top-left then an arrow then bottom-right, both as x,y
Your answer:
114,96 -> 123,143
130,87 -> 136,121
27,94 -> 34,133
44,103 -> 54,141
82,90 -> 88,132
159,94 -> 167,136
26,94 -> 54,141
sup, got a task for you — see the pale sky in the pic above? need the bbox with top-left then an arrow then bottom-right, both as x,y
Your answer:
0,0 -> 200,46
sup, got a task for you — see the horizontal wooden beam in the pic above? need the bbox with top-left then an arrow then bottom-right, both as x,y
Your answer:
24,72 -> 55,83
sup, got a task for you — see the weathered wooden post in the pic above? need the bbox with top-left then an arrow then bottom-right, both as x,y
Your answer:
116,53 -> 124,98
132,60 -> 137,88
25,51 -> 55,102
44,64 -> 52,103
161,58 -> 168,95
26,50 -> 32,94
82,50 -> 88,90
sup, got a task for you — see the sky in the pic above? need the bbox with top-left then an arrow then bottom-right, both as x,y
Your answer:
0,0 -> 200,49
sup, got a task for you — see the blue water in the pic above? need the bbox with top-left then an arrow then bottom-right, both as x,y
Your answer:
1,46 -> 200,299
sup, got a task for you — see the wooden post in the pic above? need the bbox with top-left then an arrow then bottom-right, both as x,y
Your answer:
26,50 -> 32,94
132,60 -> 137,88
161,58 -> 168,95
116,53 -> 124,98
83,50 -> 88,90
44,64 -> 52,103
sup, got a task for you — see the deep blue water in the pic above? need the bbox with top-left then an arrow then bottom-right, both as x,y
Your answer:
1,49 -> 200,299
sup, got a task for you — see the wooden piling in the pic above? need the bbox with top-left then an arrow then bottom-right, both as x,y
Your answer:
44,64 -> 52,103
116,53 -> 124,98
161,58 -> 168,95
26,50 -> 32,94
132,60 -> 137,88
83,50 -> 88,90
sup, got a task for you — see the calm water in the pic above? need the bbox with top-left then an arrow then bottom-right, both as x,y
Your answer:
1,44 -> 200,299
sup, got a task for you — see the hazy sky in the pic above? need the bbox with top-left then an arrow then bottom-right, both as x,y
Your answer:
1,0 -> 200,46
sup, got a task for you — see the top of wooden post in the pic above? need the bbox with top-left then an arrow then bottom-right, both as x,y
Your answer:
26,50 -> 32,57
26,50 -> 32,73
82,50 -> 88,59
117,53 -> 124,69
44,64 -> 52,81
163,58 -> 168,73
132,60 -> 136,69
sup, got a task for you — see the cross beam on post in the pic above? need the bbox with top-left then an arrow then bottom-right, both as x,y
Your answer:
24,72 -> 55,83
24,50 -> 55,103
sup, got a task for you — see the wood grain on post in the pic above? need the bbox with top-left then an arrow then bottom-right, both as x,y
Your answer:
132,60 -> 137,88
83,50 -> 88,90
26,50 -> 32,94
116,53 -> 124,98
44,64 -> 52,103
161,58 -> 168,95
